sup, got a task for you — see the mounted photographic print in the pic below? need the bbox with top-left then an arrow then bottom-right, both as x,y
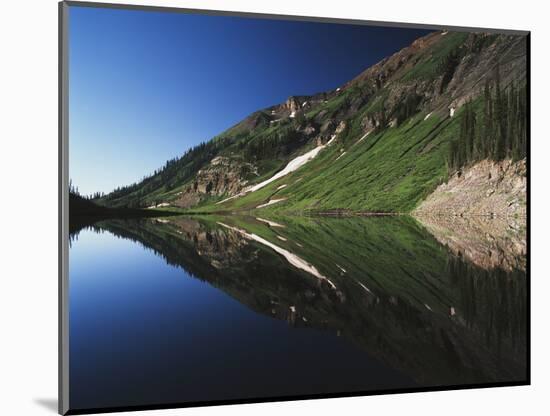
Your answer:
59,1 -> 529,414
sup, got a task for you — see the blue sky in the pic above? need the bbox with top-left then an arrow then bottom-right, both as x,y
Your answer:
69,5 -> 430,195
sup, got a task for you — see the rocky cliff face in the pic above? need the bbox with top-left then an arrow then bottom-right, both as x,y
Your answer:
173,156 -> 254,208
346,32 -> 526,121
414,159 -> 526,217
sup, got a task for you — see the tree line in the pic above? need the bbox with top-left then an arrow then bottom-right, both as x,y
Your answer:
102,138 -> 226,207
69,179 -> 104,200
448,70 -> 527,172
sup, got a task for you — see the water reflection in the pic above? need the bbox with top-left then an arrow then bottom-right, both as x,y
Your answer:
415,215 -> 526,271
69,214 -> 527,406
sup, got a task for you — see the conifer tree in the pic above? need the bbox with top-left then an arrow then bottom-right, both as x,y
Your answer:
448,75 -> 526,173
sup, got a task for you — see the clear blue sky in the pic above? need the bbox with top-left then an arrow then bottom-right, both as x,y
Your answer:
69,5 -> 430,195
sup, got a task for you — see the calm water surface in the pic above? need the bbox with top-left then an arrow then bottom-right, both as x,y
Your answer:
69,215 -> 527,410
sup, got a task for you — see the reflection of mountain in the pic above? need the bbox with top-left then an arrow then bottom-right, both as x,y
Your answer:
68,191 -> 174,237
89,215 -> 526,387
415,214 -> 526,271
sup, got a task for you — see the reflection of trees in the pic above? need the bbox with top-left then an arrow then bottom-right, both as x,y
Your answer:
448,254 -> 526,353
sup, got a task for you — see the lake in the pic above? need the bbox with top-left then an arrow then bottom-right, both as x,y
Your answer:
68,215 -> 527,411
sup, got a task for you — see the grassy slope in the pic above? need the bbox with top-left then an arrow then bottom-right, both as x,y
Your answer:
201,109 -> 461,214
401,32 -> 470,81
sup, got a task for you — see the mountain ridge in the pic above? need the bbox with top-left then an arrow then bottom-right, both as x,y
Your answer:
97,30 -> 527,214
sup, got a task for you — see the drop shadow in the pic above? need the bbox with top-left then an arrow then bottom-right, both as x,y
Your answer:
34,398 -> 57,413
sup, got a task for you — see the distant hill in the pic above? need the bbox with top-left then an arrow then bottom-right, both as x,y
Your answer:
98,31 -> 527,214
69,192 -> 176,235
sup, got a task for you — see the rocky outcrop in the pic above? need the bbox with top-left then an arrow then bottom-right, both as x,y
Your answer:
414,159 -> 526,218
353,32 -> 525,112
173,156 -> 254,208
284,96 -> 301,114
342,32 -> 527,132
414,159 -> 527,272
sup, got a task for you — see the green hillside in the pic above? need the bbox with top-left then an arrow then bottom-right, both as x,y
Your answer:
205,111 -> 459,213
96,31 -> 527,214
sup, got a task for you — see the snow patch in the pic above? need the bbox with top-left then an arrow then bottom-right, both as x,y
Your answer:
216,194 -> 240,205
147,202 -> 170,209
257,198 -> 286,208
326,134 -> 337,146
217,134 -> 338,206
218,222 -> 337,290
277,184 -> 287,190
357,281 -> 372,294
336,264 -> 346,273
256,217 -> 285,228
301,101 -> 308,107
289,111 -> 296,118
336,87 -> 341,92
450,107 -> 455,117
424,112 -> 432,121
248,136 -> 335,193
356,130 -> 371,144
277,235 -> 287,241
335,151 -> 346,161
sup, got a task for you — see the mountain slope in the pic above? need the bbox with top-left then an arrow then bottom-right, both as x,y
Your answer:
99,31 -> 527,213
